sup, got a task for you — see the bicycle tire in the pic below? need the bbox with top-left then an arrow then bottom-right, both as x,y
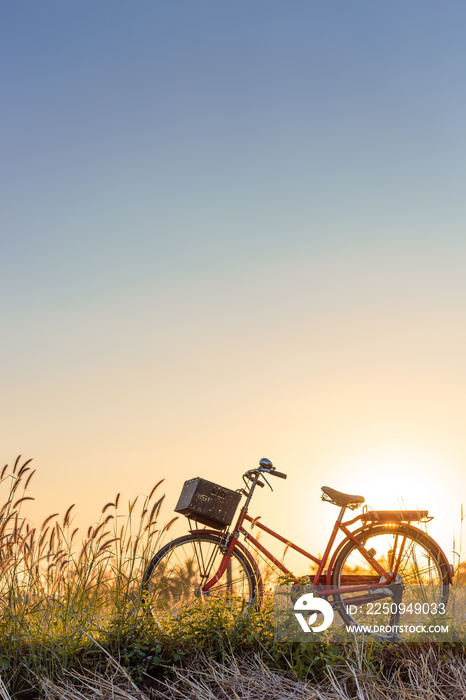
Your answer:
141,532 -> 258,614
330,524 -> 450,634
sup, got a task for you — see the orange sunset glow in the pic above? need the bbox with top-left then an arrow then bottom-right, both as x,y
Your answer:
2,2 -> 466,585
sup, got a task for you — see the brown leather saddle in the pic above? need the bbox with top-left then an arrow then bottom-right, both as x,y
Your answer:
321,486 -> 365,508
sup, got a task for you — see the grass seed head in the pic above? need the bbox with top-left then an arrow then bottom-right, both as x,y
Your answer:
63,504 -> 75,528
148,479 -> 164,501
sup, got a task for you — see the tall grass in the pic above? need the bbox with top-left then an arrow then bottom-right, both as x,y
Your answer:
0,456 -> 176,695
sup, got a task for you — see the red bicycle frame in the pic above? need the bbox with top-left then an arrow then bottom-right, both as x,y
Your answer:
193,493 -> 452,599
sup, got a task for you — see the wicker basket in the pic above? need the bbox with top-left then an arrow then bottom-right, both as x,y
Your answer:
174,478 -> 241,530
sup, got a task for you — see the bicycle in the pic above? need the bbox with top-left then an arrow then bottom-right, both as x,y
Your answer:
141,458 -> 453,630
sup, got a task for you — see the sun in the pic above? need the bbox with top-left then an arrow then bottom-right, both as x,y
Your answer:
328,443 -> 461,571
334,445 -> 449,514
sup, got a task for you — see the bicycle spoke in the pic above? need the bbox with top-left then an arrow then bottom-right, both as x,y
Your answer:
142,533 -> 257,614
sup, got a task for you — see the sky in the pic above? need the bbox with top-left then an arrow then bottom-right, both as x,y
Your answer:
2,1 -> 466,572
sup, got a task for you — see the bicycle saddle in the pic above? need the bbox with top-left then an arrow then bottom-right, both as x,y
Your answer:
321,486 -> 365,507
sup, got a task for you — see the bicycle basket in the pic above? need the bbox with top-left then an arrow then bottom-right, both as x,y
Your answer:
174,478 -> 241,530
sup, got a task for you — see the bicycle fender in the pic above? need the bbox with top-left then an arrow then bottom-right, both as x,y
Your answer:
188,528 -> 264,596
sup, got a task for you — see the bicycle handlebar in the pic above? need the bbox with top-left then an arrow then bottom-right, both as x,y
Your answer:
243,460 -> 287,487
240,461 -> 287,501
269,470 -> 287,479
254,467 -> 287,479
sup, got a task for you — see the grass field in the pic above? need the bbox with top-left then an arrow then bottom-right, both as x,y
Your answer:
0,457 -> 464,699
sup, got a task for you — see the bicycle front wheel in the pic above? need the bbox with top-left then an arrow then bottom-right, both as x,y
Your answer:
331,524 -> 450,631
141,532 -> 258,615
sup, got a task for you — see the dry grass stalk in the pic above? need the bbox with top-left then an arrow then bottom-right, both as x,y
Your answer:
146,652 -> 466,700
0,676 -> 11,700
41,669 -> 150,700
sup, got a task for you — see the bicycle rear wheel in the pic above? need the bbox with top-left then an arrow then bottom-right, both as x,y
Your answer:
331,524 -> 450,633
141,532 -> 258,615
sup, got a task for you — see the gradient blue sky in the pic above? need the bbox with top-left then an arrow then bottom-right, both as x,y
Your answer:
2,2 -> 466,565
